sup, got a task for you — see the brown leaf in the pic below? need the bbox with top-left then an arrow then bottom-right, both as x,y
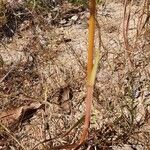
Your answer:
0,102 -> 43,130
0,107 -> 23,128
58,87 -> 73,114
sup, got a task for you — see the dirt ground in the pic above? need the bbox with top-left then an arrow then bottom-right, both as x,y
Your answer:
0,0 -> 150,150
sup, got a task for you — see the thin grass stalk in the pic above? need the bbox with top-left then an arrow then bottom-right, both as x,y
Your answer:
123,0 -> 134,69
0,123 -> 26,150
134,0 -> 147,48
87,0 -> 96,82
79,0 -> 97,145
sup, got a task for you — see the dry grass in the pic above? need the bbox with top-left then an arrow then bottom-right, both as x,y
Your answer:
0,0 -> 149,149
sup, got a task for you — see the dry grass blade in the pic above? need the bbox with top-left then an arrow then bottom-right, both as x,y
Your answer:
0,123 -> 26,150
0,64 -> 16,83
32,116 -> 85,150
123,0 -> 134,68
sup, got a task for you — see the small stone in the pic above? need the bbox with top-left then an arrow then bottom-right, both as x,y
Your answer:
59,19 -> 67,25
71,15 -> 78,22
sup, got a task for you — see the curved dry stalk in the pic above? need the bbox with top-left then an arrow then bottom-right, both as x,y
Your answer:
123,0 -> 134,68
79,86 -> 93,143
78,0 -> 97,145
79,50 -> 100,145
31,116 -> 85,150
